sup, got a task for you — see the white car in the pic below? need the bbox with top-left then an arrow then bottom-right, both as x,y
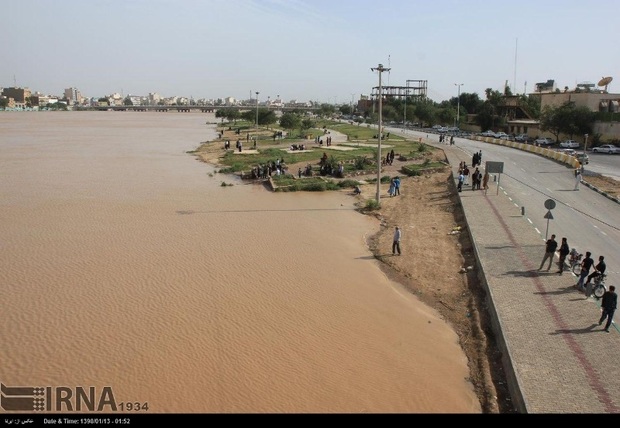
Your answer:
560,140 -> 579,148
495,132 -> 510,139
592,144 -> 619,154
480,130 -> 495,137
534,137 -> 555,146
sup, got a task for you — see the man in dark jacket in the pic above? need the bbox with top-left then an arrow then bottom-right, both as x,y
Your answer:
598,285 -> 617,332
556,237 -> 570,275
538,234 -> 558,271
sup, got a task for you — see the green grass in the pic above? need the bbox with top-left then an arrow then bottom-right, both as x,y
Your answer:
202,122 -> 442,193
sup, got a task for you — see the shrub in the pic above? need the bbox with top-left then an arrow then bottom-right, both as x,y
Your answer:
364,199 -> 381,211
337,179 -> 360,189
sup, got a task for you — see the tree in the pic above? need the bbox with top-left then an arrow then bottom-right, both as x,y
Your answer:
476,102 -> 496,131
318,103 -> 336,118
123,97 -> 133,106
258,109 -> 277,126
540,102 -> 595,141
339,105 -> 352,115
458,92 -> 483,116
216,108 -> 241,123
280,112 -> 302,135
0,98 -> 8,108
414,102 -> 437,127
301,118 -> 315,136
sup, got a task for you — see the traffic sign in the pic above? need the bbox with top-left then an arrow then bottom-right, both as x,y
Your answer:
544,199 -> 556,210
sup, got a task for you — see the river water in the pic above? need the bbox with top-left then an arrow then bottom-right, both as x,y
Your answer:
0,111 -> 479,413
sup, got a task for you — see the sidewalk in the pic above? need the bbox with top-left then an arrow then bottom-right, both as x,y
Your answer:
437,142 -> 620,413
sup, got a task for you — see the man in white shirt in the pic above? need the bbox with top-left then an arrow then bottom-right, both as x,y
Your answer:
392,226 -> 402,256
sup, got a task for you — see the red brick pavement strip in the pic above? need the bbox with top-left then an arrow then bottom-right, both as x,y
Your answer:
438,142 -> 620,414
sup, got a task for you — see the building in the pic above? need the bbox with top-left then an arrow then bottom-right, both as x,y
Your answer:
64,87 -> 82,105
1,87 -> 31,108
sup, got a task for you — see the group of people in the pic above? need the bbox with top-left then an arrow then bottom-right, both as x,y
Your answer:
538,235 -> 614,331
472,150 -> 482,168
316,135 -> 333,146
384,149 -> 396,166
457,161 -> 489,193
250,158 -> 286,179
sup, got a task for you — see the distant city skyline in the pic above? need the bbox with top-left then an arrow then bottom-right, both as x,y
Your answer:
4,0 -> 619,103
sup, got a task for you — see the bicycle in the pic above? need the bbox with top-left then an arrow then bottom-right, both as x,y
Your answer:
568,249 -> 583,275
590,273 -> 608,299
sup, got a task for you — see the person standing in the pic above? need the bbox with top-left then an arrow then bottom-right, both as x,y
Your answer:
538,234 -> 558,271
463,165 -> 470,186
392,226 -> 402,256
388,178 -> 395,197
598,285 -> 617,333
576,251 -> 594,290
556,237 -> 570,275
394,176 -> 401,196
483,171 -> 490,192
574,168 -> 582,190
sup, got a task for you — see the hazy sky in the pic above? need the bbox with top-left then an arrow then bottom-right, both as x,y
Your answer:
4,0 -> 620,103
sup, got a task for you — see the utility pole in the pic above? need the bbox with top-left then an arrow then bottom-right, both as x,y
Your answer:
371,63 -> 390,204
454,83 -> 464,128
255,92 -> 260,128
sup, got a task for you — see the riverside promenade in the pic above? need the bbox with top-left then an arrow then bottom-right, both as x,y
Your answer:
433,140 -> 620,413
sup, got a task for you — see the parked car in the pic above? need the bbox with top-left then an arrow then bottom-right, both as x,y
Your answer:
591,144 -> 619,154
559,140 -> 579,148
514,134 -> 530,143
480,130 -> 495,137
495,132 -> 510,139
534,137 -> 555,146
561,149 -> 577,157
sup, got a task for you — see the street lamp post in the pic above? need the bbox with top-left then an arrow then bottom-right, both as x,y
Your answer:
454,83 -> 464,128
403,83 -> 408,132
350,93 -> 355,116
255,91 -> 260,128
371,63 -> 391,204
583,134 -> 589,170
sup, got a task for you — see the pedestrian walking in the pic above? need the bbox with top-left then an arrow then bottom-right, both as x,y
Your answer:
574,168 -> 582,190
463,165 -> 470,186
457,171 -> 464,192
598,285 -> 617,332
556,237 -> 570,275
576,251 -> 594,290
538,234 -> 558,271
392,226 -> 401,256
